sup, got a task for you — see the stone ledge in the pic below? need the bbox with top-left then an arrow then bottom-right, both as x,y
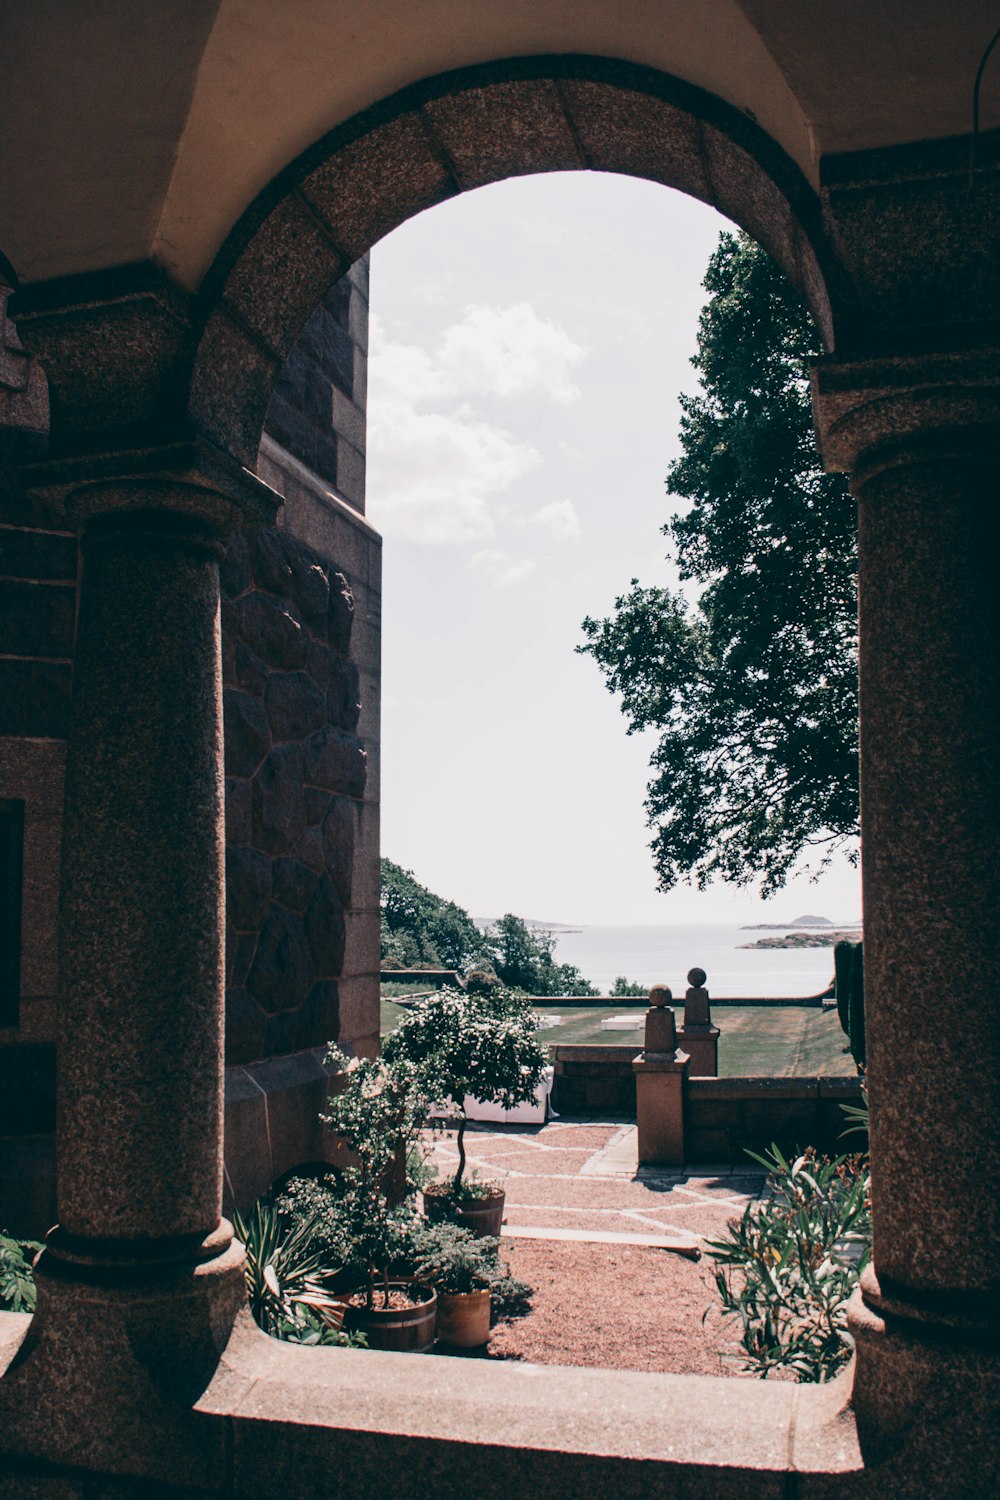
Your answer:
552,1045 -> 640,1064
0,1305 -> 866,1496
193,1315 -> 863,1499
688,1077 -> 824,1100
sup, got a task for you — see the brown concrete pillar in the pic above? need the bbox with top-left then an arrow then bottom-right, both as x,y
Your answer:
814,358 -> 1000,1473
634,986 -> 689,1167
0,466 -> 278,1482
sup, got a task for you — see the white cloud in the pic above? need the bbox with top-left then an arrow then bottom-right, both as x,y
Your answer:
369,303 -> 586,406
436,303 -> 586,403
367,401 -> 539,545
366,302 -> 585,544
529,498 -> 581,540
470,549 -> 537,588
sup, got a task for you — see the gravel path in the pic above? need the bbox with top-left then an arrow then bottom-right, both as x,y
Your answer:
424,1120 -> 772,1379
483,1238 -> 749,1377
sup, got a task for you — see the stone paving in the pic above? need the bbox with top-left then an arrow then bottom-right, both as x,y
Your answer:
424,1119 -> 767,1252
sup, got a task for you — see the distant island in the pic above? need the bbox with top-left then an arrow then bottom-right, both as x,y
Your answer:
741,914 -> 860,931
740,928 -> 862,949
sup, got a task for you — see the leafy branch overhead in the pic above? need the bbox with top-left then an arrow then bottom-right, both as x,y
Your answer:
579,232 -> 859,895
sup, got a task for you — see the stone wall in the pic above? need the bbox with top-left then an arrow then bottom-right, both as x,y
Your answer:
220,528 -> 365,1064
551,1045 -> 638,1117
685,1076 -> 862,1163
222,256 -> 379,1209
551,1044 -> 864,1163
262,259 -> 368,513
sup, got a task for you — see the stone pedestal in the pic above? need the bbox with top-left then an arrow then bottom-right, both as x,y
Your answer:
633,987 -> 689,1166
680,1026 -> 719,1077
634,1052 -> 689,1167
815,359 -> 1000,1478
679,968 -> 719,1076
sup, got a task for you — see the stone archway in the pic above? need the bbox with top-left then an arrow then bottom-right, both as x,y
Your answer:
187,55 -> 841,471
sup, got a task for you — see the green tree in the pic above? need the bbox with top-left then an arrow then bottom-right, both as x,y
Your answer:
579,232 -> 859,896
488,913 -> 597,997
380,858 -> 487,970
383,984 -> 546,1187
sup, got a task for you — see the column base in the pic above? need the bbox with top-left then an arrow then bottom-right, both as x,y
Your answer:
0,1223 -> 246,1486
848,1263 -> 1000,1492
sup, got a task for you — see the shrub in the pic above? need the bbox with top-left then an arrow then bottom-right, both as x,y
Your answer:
383,984 -> 546,1187
232,1199 -> 364,1346
705,1143 -> 870,1382
406,1218 -> 532,1322
0,1233 -> 41,1314
320,1048 -> 429,1309
610,976 -> 648,997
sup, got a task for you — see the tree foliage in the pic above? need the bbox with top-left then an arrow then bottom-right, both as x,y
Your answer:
380,858 -> 487,970
380,860 -> 597,995
579,232 -> 859,895
383,982 -> 546,1185
487,913 -> 598,997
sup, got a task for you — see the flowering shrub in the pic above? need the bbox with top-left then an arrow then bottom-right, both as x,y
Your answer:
320,1048 -> 428,1309
382,984 -> 545,1187
705,1143 -> 871,1382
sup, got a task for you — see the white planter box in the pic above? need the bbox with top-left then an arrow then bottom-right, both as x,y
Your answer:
431,1066 -> 556,1125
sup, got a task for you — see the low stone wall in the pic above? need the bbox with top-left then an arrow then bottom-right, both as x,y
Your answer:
685,1075 -> 863,1164
551,1046 -> 638,1117
550,1044 -> 864,1162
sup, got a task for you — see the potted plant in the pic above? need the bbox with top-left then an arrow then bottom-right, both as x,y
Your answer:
383,974 -> 546,1236
320,1047 -> 438,1352
405,1219 -> 533,1349
411,1221 -> 496,1348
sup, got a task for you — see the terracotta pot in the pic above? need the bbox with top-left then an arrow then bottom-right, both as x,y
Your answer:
343,1281 -> 437,1353
436,1286 -> 491,1348
424,1185 -> 506,1238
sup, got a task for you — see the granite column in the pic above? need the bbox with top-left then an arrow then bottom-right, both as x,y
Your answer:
0,468 -> 278,1482
815,358 -> 1000,1475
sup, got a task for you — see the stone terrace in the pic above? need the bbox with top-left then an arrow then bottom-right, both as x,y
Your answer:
425,1119 -> 767,1246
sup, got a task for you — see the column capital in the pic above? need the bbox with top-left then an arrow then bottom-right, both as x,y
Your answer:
811,343 -> 1000,476
29,435 -> 280,536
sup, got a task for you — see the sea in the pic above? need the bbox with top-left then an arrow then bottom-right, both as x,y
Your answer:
548,923 -> 841,999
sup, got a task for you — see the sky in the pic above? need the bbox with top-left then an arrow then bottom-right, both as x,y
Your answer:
365,171 -> 862,928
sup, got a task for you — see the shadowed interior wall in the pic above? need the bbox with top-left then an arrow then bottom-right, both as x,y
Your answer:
0,259 -> 379,1232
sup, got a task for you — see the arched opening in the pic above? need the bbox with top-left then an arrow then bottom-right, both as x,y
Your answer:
195,58 -> 847,1220
212,93 -> 869,1374
188,57 -> 840,471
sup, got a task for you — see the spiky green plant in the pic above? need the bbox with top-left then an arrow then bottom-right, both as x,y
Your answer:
705,1144 -> 871,1382
232,1200 -> 362,1344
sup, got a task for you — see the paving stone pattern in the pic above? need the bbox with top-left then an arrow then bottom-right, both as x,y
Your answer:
426,1120 -> 766,1246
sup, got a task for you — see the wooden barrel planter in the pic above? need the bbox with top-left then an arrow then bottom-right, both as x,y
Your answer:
342,1282 -> 437,1353
424,1185 -> 506,1238
436,1287 -> 491,1348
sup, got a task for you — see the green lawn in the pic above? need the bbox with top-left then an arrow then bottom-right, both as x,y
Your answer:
379,999 -> 855,1077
